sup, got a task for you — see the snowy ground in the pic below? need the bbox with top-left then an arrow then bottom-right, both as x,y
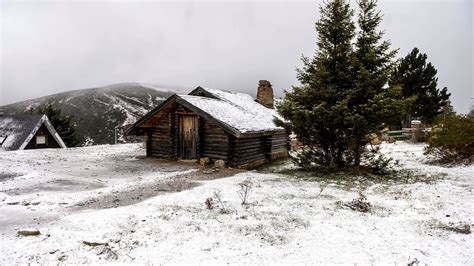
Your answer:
0,143 -> 472,264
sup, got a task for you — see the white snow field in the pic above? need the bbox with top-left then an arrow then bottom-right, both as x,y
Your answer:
0,143 -> 472,264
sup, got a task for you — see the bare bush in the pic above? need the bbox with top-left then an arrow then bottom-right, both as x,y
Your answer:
237,178 -> 253,205
213,190 -> 228,213
345,192 -> 371,212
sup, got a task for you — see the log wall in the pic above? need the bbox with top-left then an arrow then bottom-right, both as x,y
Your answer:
141,101 -> 289,168
149,112 -> 173,159
268,132 -> 289,159
200,120 -> 229,161
230,136 -> 267,168
230,132 -> 289,169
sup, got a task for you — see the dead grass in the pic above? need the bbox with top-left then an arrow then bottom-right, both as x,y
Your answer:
438,222 -> 471,234
427,220 -> 472,235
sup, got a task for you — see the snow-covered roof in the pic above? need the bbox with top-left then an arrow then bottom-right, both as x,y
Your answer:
187,87 -> 284,133
179,94 -> 282,134
127,86 -> 286,137
0,114 -> 66,151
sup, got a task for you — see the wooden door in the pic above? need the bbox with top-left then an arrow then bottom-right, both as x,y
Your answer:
179,115 -> 198,159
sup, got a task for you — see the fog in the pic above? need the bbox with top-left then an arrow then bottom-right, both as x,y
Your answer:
1,0 -> 472,113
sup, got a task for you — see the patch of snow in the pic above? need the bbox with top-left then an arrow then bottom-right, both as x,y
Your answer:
103,94 -> 150,127
92,98 -> 109,106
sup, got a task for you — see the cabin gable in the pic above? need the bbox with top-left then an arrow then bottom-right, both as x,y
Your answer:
24,123 -> 62,149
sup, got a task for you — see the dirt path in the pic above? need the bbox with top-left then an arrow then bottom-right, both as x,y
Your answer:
70,168 -> 243,210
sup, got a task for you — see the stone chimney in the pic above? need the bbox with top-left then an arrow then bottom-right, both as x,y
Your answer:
256,80 -> 274,108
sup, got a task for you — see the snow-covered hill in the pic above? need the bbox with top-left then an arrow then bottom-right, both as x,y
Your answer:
1,83 -> 182,145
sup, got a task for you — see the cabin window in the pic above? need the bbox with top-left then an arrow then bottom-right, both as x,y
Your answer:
36,135 -> 47,145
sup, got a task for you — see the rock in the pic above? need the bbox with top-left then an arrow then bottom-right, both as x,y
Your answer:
214,160 -> 225,169
387,137 -> 396,143
199,157 -> 210,166
17,229 -> 41,236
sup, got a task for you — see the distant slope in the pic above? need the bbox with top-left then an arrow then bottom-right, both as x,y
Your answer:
1,83 -> 179,145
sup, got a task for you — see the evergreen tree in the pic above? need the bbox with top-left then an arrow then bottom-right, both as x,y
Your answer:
348,0 -> 403,164
278,0 -> 403,169
37,104 -> 81,147
278,0 -> 355,168
390,47 -> 451,126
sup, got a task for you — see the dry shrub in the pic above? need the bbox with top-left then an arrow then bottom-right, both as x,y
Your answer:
345,192 -> 371,212
206,190 -> 227,213
237,178 -> 253,205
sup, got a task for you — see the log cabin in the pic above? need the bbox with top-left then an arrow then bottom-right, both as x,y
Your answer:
126,80 -> 290,169
0,114 -> 67,151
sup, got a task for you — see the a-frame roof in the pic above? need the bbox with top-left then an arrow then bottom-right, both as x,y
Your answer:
0,114 -> 67,151
126,86 -> 285,137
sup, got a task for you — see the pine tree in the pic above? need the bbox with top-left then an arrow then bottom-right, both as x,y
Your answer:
390,47 -> 451,126
278,0 -> 356,168
37,104 -> 81,147
354,0 -> 396,89
278,0 -> 404,169
345,0 -> 413,164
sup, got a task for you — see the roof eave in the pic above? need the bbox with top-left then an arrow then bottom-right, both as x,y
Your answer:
238,128 -> 287,138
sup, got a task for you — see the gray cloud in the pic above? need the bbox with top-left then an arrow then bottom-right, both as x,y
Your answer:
1,0 -> 472,113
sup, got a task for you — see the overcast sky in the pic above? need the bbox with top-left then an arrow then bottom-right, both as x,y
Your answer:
1,0 -> 472,113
